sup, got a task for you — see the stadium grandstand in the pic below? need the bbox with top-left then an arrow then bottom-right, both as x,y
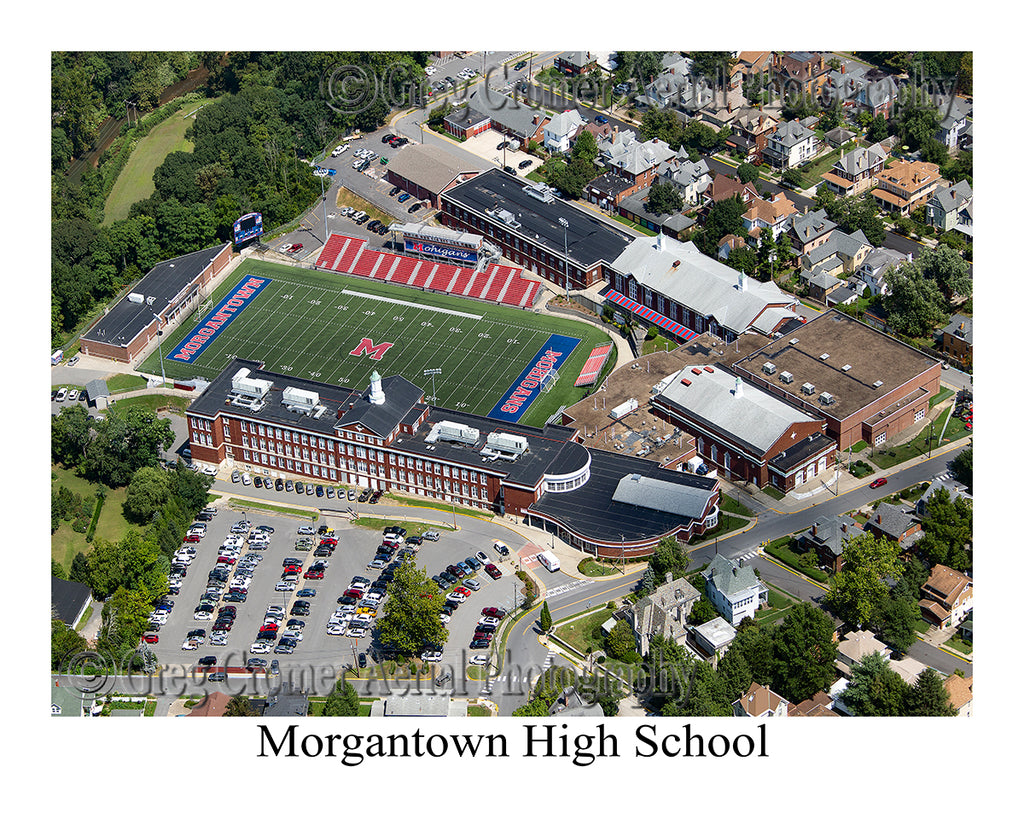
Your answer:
315,233 -> 542,309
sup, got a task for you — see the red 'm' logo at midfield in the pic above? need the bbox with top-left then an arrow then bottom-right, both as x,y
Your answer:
349,338 -> 394,361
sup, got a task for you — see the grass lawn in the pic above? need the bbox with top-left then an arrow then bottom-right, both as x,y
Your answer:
228,498 -> 319,520
108,393 -> 191,414
334,188 -> 394,226
578,557 -> 622,577
944,636 -> 972,656
467,704 -> 491,716
555,608 -> 613,656
107,373 -> 149,393
719,494 -> 754,517
761,485 -> 785,501
51,466 -> 140,572
137,258 -> 613,427
869,407 -> 969,470
104,110 -> 195,224
384,494 -> 493,520
352,516 -> 455,535
641,335 -> 678,355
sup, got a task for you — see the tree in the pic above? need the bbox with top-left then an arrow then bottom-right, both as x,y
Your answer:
688,52 -> 733,89
86,529 -> 167,602
917,487 -> 972,568
605,619 -> 640,664
82,405 -> 174,487
736,162 -> 759,185
905,667 -> 957,716
950,447 -> 972,493
52,559 -> 68,580
374,558 -> 448,656
646,180 -> 684,215
167,461 -> 215,517
679,120 -> 722,155
647,537 -> 691,586
616,51 -> 665,88
825,532 -> 904,626
915,244 -> 972,303
841,651 -> 909,716
323,678 -> 360,716
699,194 -> 747,251
874,596 -> 919,655
51,404 -> 93,468
69,551 -> 91,586
882,263 -> 948,339
122,466 -> 171,524
868,113 -> 890,143
770,603 -> 838,703
52,617 -> 88,671
640,108 -> 686,150
571,128 -> 598,165
224,695 -> 258,717
687,598 -> 718,627
539,601 -> 553,633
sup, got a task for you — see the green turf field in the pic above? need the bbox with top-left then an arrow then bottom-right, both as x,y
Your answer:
138,259 -> 615,427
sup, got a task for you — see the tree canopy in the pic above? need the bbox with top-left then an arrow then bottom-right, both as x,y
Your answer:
825,532 -> 905,626
882,262 -> 949,338
374,558 -> 448,656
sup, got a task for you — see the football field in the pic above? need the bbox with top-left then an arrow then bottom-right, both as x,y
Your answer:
139,259 -> 616,426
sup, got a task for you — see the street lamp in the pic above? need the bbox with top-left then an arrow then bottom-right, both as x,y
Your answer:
558,217 -> 570,292
152,313 -> 166,387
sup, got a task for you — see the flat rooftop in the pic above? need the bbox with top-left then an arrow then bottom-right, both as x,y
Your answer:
731,310 -> 941,419
442,168 -> 633,269
82,243 -> 229,348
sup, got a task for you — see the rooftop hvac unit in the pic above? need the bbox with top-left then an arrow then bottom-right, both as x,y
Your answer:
789,337 -> 799,345
609,398 -> 639,420
427,420 -> 480,446
819,353 -> 830,360
762,362 -> 777,375
127,292 -> 144,304
841,364 -> 852,372
780,371 -> 794,384
819,392 -> 834,405
872,380 -> 884,389
282,386 -> 320,409
801,382 -> 815,395
486,431 -> 529,455
524,183 -> 555,203
230,368 -> 272,399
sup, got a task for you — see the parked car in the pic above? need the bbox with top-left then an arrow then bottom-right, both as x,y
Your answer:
870,477 -> 888,489
485,563 -> 503,579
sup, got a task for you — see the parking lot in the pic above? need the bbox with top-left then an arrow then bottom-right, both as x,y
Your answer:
148,502 -> 520,680
456,126 -> 537,176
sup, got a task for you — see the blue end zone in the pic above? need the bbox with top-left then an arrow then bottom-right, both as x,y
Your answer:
167,275 -> 272,364
487,333 -> 580,422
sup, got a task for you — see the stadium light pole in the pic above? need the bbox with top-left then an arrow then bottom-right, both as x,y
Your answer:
424,368 -> 441,403
152,313 -> 166,387
558,217 -> 570,292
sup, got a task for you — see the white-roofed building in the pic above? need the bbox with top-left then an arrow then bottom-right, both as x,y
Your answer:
605,232 -> 802,344
651,364 -> 836,491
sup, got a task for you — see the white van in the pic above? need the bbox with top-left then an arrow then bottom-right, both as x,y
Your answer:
537,551 -> 560,572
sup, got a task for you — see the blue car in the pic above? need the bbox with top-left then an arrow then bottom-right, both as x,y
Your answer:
595,115 -> 608,124
397,193 -> 411,203
296,588 -> 317,598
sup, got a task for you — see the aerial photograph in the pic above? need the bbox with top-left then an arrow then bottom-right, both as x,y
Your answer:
45,43 -> 988,796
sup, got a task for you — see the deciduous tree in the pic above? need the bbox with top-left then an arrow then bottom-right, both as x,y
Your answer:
375,558 -> 448,656
825,532 -> 904,626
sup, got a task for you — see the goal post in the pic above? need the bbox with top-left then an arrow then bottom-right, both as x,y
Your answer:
539,368 -> 560,393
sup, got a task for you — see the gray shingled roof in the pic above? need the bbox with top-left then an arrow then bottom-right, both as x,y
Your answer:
702,553 -> 760,596
611,473 -> 716,518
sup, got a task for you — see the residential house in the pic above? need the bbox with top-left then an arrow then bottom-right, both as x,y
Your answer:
789,208 -> 837,254
727,108 -> 779,162
801,229 -> 872,275
835,629 -> 890,678
795,513 -> 862,572
772,51 -> 829,99
944,674 -> 973,717
856,246 -> 911,297
691,616 -> 737,661
926,179 -> 973,236
555,51 -> 597,76
864,501 -> 924,556
916,474 -> 972,519
939,314 -> 973,368
659,153 -> 712,205
51,577 -> 93,629
599,130 -> 679,197
919,564 -> 973,629
871,159 -> 941,216
936,97 -> 971,152
187,691 -> 233,717
825,66 -> 898,119
762,119 -> 818,169
708,172 -> 760,206
717,234 -> 748,261
788,691 -> 839,717
800,258 -> 845,303
733,681 -> 790,717
742,192 -> 798,243
631,571 -> 701,655
824,127 -> 856,149
615,190 -> 697,239
819,142 -> 889,197
585,172 -> 638,212
544,109 -> 587,153
701,554 -> 769,626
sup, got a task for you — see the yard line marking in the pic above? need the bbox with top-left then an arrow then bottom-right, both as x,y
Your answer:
341,289 -> 483,320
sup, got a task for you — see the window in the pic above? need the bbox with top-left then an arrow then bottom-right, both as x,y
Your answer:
874,431 -> 887,445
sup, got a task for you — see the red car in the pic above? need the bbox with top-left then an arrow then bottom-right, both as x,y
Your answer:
289,243 -> 303,253
216,556 -> 236,565
142,633 -> 159,644
183,534 -> 201,543
304,569 -> 324,580
320,537 -> 338,546
454,586 -> 471,596
484,564 -> 502,579
481,607 -> 507,619
344,588 -> 364,599
869,477 -> 888,489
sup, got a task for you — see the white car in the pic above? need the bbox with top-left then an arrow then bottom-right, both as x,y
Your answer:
250,642 -> 271,654
363,591 -> 383,606
421,650 -> 443,663
439,613 -> 450,624
181,639 -> 199,651
223,536 -> 243,548
469,654 -> 489,666
193,611 -> 212,621
210,633 -> 228,646
423,530 -> 440,541
67,389 -> 80,402
149,611 -> 168,624
55,388 -> 67,402
425,66 -> 436,76
266,605 -> 285,615
446,592 -> 468,603
241,473 -> 252,485
201,465 -> 217,476
297,525 -> 314,535
326,623 -> 347,635
479,617 -> 501,628
347,626 -> 367,639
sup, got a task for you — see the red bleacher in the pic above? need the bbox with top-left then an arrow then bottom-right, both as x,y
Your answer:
316,233 -> 543,310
